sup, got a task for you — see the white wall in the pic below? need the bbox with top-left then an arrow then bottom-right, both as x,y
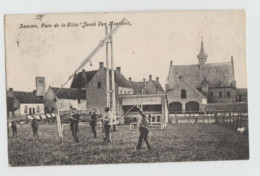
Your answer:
57,99 -> 86,112
122,96 -> 162,105
19,103 -> 44,115
118,87 -> 134,95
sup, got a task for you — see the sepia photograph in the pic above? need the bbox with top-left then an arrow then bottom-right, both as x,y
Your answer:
4,10 -> 249,167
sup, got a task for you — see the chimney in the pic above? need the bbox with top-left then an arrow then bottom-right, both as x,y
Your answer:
129,77 -> 132,81
143,78 -> 147,87
170,60 -> 173,66
82,69 -> 86,84
156,77 -> 159,82
33,90 -> 36,95
231,56 -> 235,76
149,74 -> 152,81
116,67 -> 121,73
9,88 -> 13,94
99,62 -> 104,69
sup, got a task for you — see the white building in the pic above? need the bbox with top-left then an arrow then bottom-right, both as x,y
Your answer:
6,88 -> 44,118
43,87 -> 87,114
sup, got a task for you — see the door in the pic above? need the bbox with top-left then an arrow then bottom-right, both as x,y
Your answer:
186,101 -> 199,112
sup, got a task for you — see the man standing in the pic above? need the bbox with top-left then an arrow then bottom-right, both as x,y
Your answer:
69,108 -> 80,143
90,108 -> 97,138
136,105 -> 151,150
31,119 -> 39,137
11,120 -> 17,138
102,107 -> 113,144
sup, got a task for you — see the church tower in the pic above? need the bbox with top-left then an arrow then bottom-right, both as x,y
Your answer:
197,37 -> 208,68
36,77 -> 45,97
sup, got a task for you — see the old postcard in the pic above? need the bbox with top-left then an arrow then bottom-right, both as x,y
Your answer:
5,11 -> 248,166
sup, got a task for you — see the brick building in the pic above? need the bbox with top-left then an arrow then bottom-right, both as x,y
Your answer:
70,62 -> 168,122
166,39 -> 237,113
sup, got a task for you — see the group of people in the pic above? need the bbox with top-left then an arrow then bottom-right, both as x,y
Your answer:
68,105 -> 152,150
68,107 -> 115,144
9,119 -> 39,138
9,104 -> 153,150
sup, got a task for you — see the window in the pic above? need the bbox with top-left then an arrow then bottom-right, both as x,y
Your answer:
181,89 -> 186,99
36,106 -> 40,113
39,80 -> 43,83
157,116 -> 161,122
219,91 -> 222,97
227,91 -> 230,98
24,106 -> 28,113
97,81 -> 101,88
78,99 -> 81,104
142,89 -> 146,94
210,92 -> 213,97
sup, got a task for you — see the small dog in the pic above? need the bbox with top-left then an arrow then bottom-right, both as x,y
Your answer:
237,127 -> 246,134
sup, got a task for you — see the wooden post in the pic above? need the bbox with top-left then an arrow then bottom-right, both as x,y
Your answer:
54,99 -> 63,142
105,26 -> 110,108
110,25 -> 116,115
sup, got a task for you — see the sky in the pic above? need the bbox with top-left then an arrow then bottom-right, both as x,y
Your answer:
5,10 -> 247,92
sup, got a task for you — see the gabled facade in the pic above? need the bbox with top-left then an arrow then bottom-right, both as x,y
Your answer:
166,38 -> 237,113
166,78 -> 207,112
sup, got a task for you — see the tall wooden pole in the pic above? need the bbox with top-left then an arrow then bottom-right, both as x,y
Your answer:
110,25 -> 116,114
105,26 -> 110,108
54,98 -> 63,142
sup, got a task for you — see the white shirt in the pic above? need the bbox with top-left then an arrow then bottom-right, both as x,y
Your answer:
103,111 -> 114,125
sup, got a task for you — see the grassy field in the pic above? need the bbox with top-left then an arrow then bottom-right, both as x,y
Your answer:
8,123 -> 249,166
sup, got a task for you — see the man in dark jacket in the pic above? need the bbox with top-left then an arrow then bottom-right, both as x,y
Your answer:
90,108 -> 97,138
136,105 -> 151,150
31,119 -> 39,137
70,108 -> 80,143
11,120 -> 17,138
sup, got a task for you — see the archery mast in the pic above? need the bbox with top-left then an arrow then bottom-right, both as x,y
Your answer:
54,18 -> 127,141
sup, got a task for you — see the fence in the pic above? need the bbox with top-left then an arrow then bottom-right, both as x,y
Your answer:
169,111 -> 248,132
129,122 -> 166,131
169,111 -> 215,124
